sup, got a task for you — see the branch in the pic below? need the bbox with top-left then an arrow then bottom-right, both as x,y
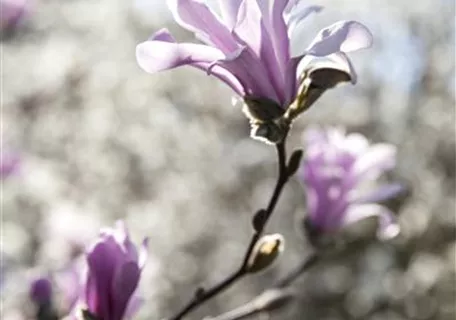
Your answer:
168,141 -> 291,320
204,252 -> 320,320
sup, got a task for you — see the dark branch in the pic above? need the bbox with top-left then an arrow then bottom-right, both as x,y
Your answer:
168,141 -> 291,320
205,252 -> 320,320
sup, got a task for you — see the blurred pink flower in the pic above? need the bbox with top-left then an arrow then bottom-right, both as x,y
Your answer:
136,0 -> 372,109
73,221 -> 148,320
299,127 -> 402,241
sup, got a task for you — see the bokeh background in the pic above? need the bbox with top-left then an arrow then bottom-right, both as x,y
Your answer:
1,0 -> 455,319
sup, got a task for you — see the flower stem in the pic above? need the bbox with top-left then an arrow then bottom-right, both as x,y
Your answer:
168,141 -> 290,320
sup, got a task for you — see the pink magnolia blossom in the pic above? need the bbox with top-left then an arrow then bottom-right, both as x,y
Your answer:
136,0 -> 372,109
299,128 -> 402,241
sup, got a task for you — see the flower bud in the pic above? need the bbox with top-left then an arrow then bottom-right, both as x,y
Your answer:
29,276 -> 59,320
72,221 -> 148,320
246,234 -> 284,273
30,276 -> 53,306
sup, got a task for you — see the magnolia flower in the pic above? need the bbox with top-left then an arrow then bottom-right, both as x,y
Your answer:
299,128 -> 402,242
74,221 -> 148,320
136,0 -> 373,142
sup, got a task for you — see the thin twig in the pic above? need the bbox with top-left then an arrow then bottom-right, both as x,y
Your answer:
168,141 -> 290,320
205,252 -> 320,320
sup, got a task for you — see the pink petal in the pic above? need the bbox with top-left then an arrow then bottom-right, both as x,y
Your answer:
306,20 -> 373,57
124,296 -> 144,320
136,35 -> 224,73
218,0 -> 243,29
286,5 -> 324,39
137,30 -> 247,96
257,0 -> 292,81
234,0 -> 284,104
87,242 -> 117,318
168,0 -> 238,53
214,46 -> 279,103
111,262 -> 141,320
350,144 -> 397,182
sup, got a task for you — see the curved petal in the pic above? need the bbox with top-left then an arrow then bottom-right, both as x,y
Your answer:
350,144 -> 397,182
306,20 -> 373,57
193,62 -> 245,96
343,132 -> 370,156
136,38 -> 224,74
298,52 -> 358,84
283,57 -> 300,105
218,0 -> 243,29
124,296 -> 144,320
286,5 -> 324,39
111,262 -> 141,320
343,204 -> 400,240
137,29 -> 247,96
167,0 -> 238,53
299,159 -> 340,230
256,0 -> 292,79
213,46 -> 279,102
234,0 -> 284,103
84,272 -> 98,311
87,241 -> 119,319
149,28 -> 176,42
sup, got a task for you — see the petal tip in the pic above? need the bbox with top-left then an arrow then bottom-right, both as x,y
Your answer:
378,222 -> 400,240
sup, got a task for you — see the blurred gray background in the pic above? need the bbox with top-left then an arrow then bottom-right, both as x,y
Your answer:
1,0 -> 455,319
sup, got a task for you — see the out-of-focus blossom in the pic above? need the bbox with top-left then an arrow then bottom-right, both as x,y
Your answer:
0,0 -> 29,32
136,0 -> 372,142
74,221 -> 148,320
1,148 -> 20,179
30,275 -> 59,320
299,128 -> 402,242
30,276 -> 53,306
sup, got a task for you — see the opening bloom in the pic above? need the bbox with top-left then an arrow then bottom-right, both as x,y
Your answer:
298,127 -> 403,242
74,221 -> 148,320
136,0 -> 373,142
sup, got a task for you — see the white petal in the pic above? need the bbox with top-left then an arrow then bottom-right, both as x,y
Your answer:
306,20 -> 373,57
297,52 -> 358,84
351,143 -> 397,181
